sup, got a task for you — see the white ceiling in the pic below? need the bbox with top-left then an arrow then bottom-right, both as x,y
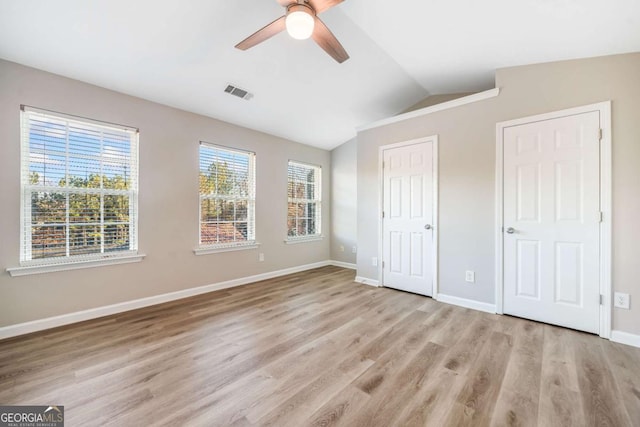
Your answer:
1,1 -> 639,150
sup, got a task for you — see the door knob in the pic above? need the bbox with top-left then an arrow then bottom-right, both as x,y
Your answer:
424,224 -> 432,230
506,227 -> 515,234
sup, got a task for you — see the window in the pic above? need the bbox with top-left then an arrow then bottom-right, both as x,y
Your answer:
287,161 -> 321,240
198,143 -> 256,250
19,106 -> 139,265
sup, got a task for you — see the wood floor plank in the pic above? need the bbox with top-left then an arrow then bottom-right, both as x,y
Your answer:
242,322 -> 370,422
445,331 -> 514,426
347,341 -> 448,426
307,385 -> 371,427
358,306 -> 438,362
252,354 -> 374,427
573,331 -> 634,427
490,319 -> 543,427
390,368 -> 467,427
440,315 -> 494,375
428,305 -> 476,348
1,266 -> 638,426
602,340 -> 640,424
537,324 -> 587,427
353,311 -> 435,395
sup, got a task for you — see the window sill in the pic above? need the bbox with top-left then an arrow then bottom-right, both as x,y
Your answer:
194,242 -> 260,256
6,252 -> 146,277
284,236 -> 324,245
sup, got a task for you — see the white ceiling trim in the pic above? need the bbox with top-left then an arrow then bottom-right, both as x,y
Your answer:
357,88 -> 501,132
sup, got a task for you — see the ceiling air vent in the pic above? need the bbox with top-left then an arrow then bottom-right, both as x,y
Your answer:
224,84 -> 253,100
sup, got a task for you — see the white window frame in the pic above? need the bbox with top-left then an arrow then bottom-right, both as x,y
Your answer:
286,160 -> 322,243
7,106 -> 144,277
195,142 -> 258,255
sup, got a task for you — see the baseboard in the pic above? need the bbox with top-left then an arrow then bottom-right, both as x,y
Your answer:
0,260 -> 332,340
610,330 -> 640,348
329,260 -> 357,270
355,276 -> 380,287
436,293 -> 497,314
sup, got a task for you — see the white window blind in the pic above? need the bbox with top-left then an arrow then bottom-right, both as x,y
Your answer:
287,161 -> 321,239
199,143 -> 256,247
20,106 -> 139,264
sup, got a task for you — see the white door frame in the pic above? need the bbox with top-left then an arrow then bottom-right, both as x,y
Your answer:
378,136 -> 439,297
495,101 -> 612,338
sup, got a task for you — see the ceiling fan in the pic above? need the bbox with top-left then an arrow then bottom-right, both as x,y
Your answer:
235,0 -> 349,63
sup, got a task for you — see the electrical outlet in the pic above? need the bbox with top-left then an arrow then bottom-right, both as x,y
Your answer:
465,271 -> 475,283
352,246 -> 357,254
258,253 -> 264,262
614,292 -> 630,309
372,257 -> 378,267
339,245 -> 344,252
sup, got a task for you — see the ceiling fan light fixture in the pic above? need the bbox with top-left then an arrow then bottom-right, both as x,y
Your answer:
286,7 -> 315,40
235,0 -> 348,63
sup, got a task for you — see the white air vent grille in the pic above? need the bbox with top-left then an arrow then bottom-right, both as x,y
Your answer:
224,84 -> 253,100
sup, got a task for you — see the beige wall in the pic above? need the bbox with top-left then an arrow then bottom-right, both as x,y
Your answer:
402,93 -> 474,113
330,138 -> 357,264
356,52 -> 640,335
0,60 -> 331,327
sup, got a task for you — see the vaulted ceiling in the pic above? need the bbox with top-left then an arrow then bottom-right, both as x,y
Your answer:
1,0 -> 639,150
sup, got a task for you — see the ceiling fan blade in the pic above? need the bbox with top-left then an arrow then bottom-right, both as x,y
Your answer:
275,0 -> 294,6
307,0 -> 344,14
311,17 -> 349,63
235,16 -> 286,50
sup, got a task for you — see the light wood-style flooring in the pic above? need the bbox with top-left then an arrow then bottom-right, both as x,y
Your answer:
1,266 -> 639,426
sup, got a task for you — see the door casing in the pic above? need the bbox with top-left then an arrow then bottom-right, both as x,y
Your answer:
378,136 -> 439,297
495,102 -> 612,338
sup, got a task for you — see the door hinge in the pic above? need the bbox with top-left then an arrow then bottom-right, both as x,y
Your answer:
599,211 -> 604,223
382,161 -> 385,169
599,294 -> 604,305
598,128 -> 603,141
382,211 -> 385,218
382,261 -> 385,268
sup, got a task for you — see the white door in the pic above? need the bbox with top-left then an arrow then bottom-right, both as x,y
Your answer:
503,111 -> 601,333
382,140 -> 435,296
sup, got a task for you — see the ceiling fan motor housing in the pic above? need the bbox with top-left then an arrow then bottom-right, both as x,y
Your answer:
287,3 -> 316,16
